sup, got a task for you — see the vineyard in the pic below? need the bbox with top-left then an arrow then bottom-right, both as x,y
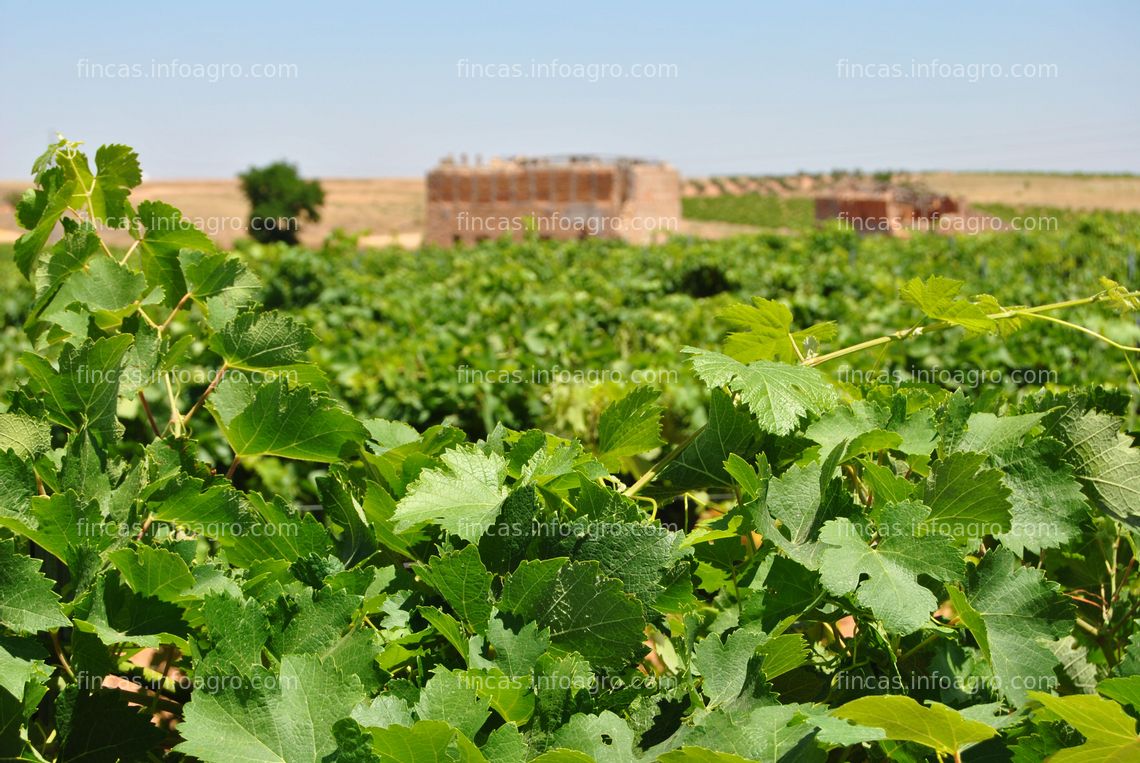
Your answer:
681,194 -> 816,230
2,139 -> 1140,761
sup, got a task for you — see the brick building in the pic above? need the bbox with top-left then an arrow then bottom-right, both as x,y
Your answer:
424,155 -> 681,246
815,189 -> 965,236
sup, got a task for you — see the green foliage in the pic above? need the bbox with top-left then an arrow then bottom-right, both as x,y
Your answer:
209,205 -> 1140,456
682,194 -> 816,230
238,160 -> 325,244
832,695 -> 997,757
1028,690 -> 1140,760
2,138 -> 1140,761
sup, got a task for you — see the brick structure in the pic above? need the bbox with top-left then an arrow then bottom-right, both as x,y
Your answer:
425,155 -> 681,246
814,189 -> 966,236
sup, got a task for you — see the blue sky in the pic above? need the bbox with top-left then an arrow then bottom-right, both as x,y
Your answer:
1,1 -> 1137,178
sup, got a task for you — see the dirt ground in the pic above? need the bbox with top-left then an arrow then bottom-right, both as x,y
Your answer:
2,172 -> 1137,250
913,172 -> 1140,212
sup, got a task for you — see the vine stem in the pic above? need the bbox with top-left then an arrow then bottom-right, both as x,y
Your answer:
50,630 -> 75,681
899,627 -> 956,663
117,240 -> 139,266
804,291 -> 1115,368
135,307 -> 159,330
1014,310 -> 1140,354
159,292 -> 193,332
163,373 -> 182,437
138,391 -> 160,438
182,363 -> 228,427
624,425 -> 704,497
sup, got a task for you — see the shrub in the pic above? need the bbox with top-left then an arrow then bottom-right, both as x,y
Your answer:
238,160 -> 324,244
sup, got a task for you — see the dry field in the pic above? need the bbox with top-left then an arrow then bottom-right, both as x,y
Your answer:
914,172 -> 1140,212
2,172 -> 1137,249
0,178 -> 426,248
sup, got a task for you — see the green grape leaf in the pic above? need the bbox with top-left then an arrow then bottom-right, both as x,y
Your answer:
0,451 -> 35,521
923,451 -> 1012,545
14,173 -> 77,278
1029,691 -> 1140,762
693,625 -> 766,707
179,248 -> 261,326
54,684 -> 165,763
91,143 -> 141,223
819,506 -> 963,635
499,559 -> 646,667
653,749 -> 758,763
538,520 -> 687,612
478,485 -> 541,574
758,633 -> 810,681
414,668 -> 492,740
947,548 -> 1073,706
210,311 -> 317,370
21,334 -> 133,443
417,545 -> 493,634
209,378 -> 366,462
107,546 -> 196,603
486,617 -> 550,677
419,606 -> 469,661
900,276 -> 997,335
684,348 -> 837,435
957,412 -> 1089,555
28,220 -> 104,322
550,711 -> 638,762
0,540 -> 69,633
0,491 -> 110,576
223,494 -> 334,567
71,571 -> 188,649
198,592 -> 271,677
365,720 -> 487,763
44,255 -> 147,321
595,386 -> 664,468
1060,410 -> 1140,527
0,413 -> 51,459
668,704 -> 822,761
177,654 -> 365,763
807,397 -> 933,460
316,466 -> 375,565
481,724 -> 528,762
392,445 -> 509,541
652,389 -> 759,494
832,695 -> 997,757
718,297 -> 837,363
135,200 -> 217,306
1098,676 -> 1140,713
145,473 -> 243,529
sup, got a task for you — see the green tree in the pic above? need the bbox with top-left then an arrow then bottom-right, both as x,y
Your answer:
238,160 -> 324,244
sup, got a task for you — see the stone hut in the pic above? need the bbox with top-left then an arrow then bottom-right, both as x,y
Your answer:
425,155 -> 681,246
815,188 -> 966,236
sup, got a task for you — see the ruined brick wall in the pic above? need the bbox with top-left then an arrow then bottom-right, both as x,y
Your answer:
424,159 -> 680,246
835,194 -> 897,234
816,192 -> 943,236
618,164 -> 682,245
927,195 -> 964,216
814,196 -> 841,221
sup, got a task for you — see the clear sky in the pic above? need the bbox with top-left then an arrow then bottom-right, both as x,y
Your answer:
1,1 -> 1137,179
